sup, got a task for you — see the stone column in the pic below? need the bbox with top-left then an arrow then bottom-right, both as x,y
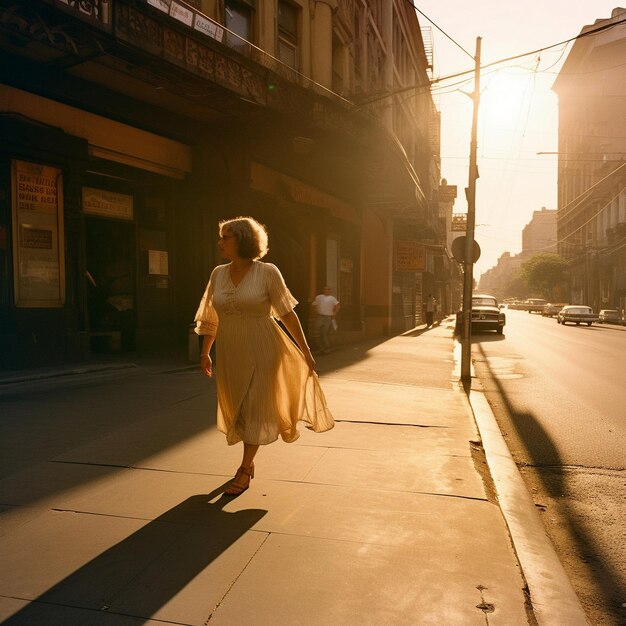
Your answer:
311,0 -> 337,89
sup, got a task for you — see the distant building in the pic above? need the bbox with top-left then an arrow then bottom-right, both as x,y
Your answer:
552,7 -> 626,311
479,207 -> 557,297
437,180 -> 461,315
522,207 -> 557,255
478,251 -> 525,299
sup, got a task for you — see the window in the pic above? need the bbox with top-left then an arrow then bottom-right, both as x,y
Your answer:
225,0 -> 254,50
277,1 -> 298,68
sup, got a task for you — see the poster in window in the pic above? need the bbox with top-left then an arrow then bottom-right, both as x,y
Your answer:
148,249 -> 169,275
11,160 -> 65,307
395,240 -> 425,272
82,187 -> 134,220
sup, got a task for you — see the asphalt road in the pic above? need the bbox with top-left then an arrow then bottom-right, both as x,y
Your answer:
471,309 -> 626,626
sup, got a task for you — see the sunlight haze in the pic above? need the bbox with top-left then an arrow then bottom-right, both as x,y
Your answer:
415,1 -> 624,276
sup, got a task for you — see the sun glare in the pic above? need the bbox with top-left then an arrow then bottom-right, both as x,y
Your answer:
480,71 -> 529,127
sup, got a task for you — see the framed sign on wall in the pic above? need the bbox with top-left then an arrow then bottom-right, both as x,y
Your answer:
11,160 -> 65,307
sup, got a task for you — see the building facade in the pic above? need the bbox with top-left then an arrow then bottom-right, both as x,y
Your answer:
521,207 -> 557,255
0,0 -> 441,369
479,207 -> 557,299
478,252 -> 526,301
552,7 -> 626,312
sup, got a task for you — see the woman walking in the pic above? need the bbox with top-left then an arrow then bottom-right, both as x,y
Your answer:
194,216 -> 334,495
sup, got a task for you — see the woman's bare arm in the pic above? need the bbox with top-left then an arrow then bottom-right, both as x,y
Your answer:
200,334 -> 216,377
280,310 -> 316,371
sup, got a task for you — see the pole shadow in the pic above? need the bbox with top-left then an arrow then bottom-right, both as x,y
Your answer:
3,485 -> 267,625
476,343 -> 625,623
401,320 -> 442,337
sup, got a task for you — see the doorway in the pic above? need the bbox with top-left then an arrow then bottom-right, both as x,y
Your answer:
85,217 -> 136,352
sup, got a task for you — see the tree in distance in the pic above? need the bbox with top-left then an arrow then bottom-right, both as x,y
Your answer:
521,253 -> 569,300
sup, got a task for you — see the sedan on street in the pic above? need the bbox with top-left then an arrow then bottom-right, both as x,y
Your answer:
556,305 -> 599,326
456,294 -> 506,334
599,309 -> 620,323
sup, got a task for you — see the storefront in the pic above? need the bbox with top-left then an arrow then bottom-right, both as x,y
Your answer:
245,160 -> 361,339
0,87 -> 192,369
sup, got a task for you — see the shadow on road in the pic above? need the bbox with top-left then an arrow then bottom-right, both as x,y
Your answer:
476,343 -> 625,623
452,329 -> 506,344
3,486 -> 267,625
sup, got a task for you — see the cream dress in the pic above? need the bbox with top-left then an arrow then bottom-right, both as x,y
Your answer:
194,261 -> 334,445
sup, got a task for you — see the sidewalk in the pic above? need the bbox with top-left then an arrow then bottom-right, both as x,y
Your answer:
1,323 -> 532,624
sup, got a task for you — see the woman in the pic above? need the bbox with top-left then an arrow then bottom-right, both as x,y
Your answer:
194,217 -> 334,495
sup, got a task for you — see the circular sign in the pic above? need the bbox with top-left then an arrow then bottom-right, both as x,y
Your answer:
451,236 -> 481,263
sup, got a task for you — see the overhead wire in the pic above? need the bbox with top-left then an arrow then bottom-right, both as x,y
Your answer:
402,0 -> 475,60
360,13 -> 626,105
559,186 -> 626,244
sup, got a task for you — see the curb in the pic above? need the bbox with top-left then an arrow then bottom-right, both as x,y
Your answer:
467,388 -> 590,626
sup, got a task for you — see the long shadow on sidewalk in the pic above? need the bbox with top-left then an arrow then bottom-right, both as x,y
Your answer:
3,486 -> 267,625
476,343 -> 625,624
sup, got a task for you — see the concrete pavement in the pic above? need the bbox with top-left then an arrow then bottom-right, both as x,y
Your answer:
0,321 -> 579,624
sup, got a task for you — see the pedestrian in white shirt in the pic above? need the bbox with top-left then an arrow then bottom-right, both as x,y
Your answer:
313,286 -> 340,354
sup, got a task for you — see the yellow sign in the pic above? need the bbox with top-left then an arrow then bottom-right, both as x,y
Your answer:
395,240 -> 425,272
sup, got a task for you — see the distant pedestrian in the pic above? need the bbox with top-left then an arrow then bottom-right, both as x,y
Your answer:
194,217 -> 334,495
313,286 -> 340,354
426,293 -> 436,327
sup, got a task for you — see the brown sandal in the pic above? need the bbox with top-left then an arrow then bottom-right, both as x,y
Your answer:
224,464 -> 255,495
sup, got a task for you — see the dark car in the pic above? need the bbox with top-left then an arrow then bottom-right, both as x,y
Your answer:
456,294 -> 506,334
556,305 -> 598,326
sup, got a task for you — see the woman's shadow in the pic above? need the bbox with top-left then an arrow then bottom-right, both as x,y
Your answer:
3,485 -> 267,625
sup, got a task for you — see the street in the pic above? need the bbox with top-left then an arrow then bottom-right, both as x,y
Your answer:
472,309 -> 626,626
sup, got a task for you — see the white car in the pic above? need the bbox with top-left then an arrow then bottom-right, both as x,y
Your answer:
598,309 -> 620,323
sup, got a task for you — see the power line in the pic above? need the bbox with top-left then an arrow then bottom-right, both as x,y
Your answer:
559,186 -> 626,243
403,0 -> 475,60
559,162 -> 626,220
361,13 -> 626,105
478,14 -> 626,76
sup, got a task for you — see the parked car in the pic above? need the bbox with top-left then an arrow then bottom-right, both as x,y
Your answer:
542,303 -> 567,317
526,298 -> 548,314
456,294 -> 506,334
556,305 -> 599,326
507,301 -> 526,310
598,309 -> 620,323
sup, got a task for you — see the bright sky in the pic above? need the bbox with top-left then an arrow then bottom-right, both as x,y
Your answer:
414,1 -> 624,276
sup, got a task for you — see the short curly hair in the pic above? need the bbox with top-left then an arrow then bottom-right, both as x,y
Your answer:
219,216 -> 269,260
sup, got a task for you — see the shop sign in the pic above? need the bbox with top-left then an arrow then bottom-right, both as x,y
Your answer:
194,14 -> 224,41
11,160 -> 65,307
147,0 -> 171,13
451,213 -> 467,232
82,187 -> 134,221
169,1 -> 193,26
395,240 -> 425,272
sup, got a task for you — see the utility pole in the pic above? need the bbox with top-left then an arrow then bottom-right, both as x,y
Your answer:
460,37 -> 481,384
